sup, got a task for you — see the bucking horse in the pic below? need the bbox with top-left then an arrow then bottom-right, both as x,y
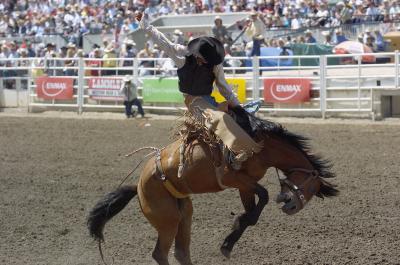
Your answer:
87,106 -> 338,265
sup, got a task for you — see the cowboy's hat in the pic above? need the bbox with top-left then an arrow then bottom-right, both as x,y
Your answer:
104,44 -> 114,53
123,75 -> 132,82
174,29 -> 183,35
67,42 -> 76,48
250,11 -> 258,16
123,39 -> 136,46
187,36 -> 224,66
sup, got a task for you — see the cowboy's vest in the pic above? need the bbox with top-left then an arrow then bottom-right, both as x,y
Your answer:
177,55 -> 215,96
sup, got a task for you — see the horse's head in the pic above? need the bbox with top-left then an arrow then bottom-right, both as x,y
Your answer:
276,168 -> 338,215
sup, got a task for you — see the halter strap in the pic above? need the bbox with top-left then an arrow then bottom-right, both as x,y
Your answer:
276,167 -> 319,207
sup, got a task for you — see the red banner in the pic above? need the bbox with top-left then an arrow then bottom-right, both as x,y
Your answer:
88,78 -> 124,101
36,77 -> 74,100
264,78 -> 311,103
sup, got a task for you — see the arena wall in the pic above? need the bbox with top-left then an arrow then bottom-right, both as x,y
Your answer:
1,54 -> 400,119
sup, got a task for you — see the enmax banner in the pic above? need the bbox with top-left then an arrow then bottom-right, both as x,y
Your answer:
36,77 -> 74,100
88,78 -> 124,101
264,78 -> 311,103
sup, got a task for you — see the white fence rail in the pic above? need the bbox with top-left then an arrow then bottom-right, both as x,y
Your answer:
0,52 -> 399,119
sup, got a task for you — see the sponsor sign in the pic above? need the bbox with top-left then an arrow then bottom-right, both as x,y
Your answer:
264,78 -> 311,103
88,78 -> 124,101
36,77 -> 74,100
211,78 -> 246,103
142,78 -> 183,103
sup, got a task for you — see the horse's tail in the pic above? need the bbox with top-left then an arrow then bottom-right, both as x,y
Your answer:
87,185 -> 137,242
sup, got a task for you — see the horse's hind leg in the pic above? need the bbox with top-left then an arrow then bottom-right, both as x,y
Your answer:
138,179 -> 180,265
174,198 -> 194,265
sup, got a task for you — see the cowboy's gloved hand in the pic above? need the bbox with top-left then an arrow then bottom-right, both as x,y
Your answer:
136,12 -> 150,30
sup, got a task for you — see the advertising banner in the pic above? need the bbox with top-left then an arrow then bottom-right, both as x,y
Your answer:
211,78 -> 246,103
264,78 -> 311,103
88,78 -> 124,101
36,77 -> 74,100
142,78 -> 183,103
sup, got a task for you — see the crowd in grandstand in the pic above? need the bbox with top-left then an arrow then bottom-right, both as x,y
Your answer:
0,0 -> 398,87
1,0 -> 400,40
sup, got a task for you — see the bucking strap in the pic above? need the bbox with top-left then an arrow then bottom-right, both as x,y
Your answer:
155,149 -> 189,199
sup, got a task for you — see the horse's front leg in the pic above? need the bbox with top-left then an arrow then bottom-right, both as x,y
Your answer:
220,180 -> 269,258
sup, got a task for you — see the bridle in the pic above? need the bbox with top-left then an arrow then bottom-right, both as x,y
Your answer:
276,167 -> 319,208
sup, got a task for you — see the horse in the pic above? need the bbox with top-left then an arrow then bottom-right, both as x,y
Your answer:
87,111 -> 338,265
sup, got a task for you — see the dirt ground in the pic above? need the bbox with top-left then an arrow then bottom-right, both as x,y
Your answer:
1,114 -> 400,265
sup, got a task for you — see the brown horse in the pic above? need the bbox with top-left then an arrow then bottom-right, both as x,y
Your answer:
87,113 -> 338,265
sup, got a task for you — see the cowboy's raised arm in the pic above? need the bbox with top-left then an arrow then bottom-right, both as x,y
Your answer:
137,13 -> 187,68
214,64 -> 241,107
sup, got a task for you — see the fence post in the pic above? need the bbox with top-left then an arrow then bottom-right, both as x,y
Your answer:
27,59 -> 32,113
133,58 -> 139,84
77,57 -> 84,114
252,56 -> 260,101
319,55 -> 326,119
395,50 -> 399,89
357,55 -> 361,111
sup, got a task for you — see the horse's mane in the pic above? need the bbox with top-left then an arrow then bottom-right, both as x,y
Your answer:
248,114 -> 336,179
243,113 -> 338,198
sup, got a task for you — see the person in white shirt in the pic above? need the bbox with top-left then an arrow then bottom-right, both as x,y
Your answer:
136,12 -> 262,169
244,11 -> 266,56
120,76 -> 145,118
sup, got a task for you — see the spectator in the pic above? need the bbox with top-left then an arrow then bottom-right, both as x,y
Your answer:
336,1 -> 353,24
44,43 -> 56,58
102,44 -> 117,76
64,42 -> 77,76
363,29 -> 373,43
45,50 -> 58,76
357,33 -> 364,43
365,36 -> 377,51
291,13 -> 302,30
159,0 -> 172,15
315,3 -> 329,27
120,75 -> 145,119
245,11 -> 266,57
120,39 -> 137,75
366,3 -> 382,21
335,29 -> 348,44
0,43 -> 8,78
322,31 -> 334,45
353,3 -> 365,23
86,48 -> 102,76
7,41 -> 19,85
389,1 -> 400,20
305,30 -> 317,43
374,29 -> 386,51
137,42 -> 155,76
212,16 -> 230,44
172,29 -> 185,45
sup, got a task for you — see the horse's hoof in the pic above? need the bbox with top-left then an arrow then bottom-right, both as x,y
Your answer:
220,247 -> 231,259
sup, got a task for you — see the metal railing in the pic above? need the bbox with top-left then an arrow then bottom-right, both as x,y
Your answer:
0,53 -> 398,119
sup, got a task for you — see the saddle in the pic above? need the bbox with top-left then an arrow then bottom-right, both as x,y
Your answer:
177,100 -> 262,172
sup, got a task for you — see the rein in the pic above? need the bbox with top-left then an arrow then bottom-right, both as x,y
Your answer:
275,167 -> 319,207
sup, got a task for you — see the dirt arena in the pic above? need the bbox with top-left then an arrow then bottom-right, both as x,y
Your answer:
1,114 -> 399,265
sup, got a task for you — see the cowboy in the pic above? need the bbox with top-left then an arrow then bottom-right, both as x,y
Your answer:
136,12 -> 262,169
